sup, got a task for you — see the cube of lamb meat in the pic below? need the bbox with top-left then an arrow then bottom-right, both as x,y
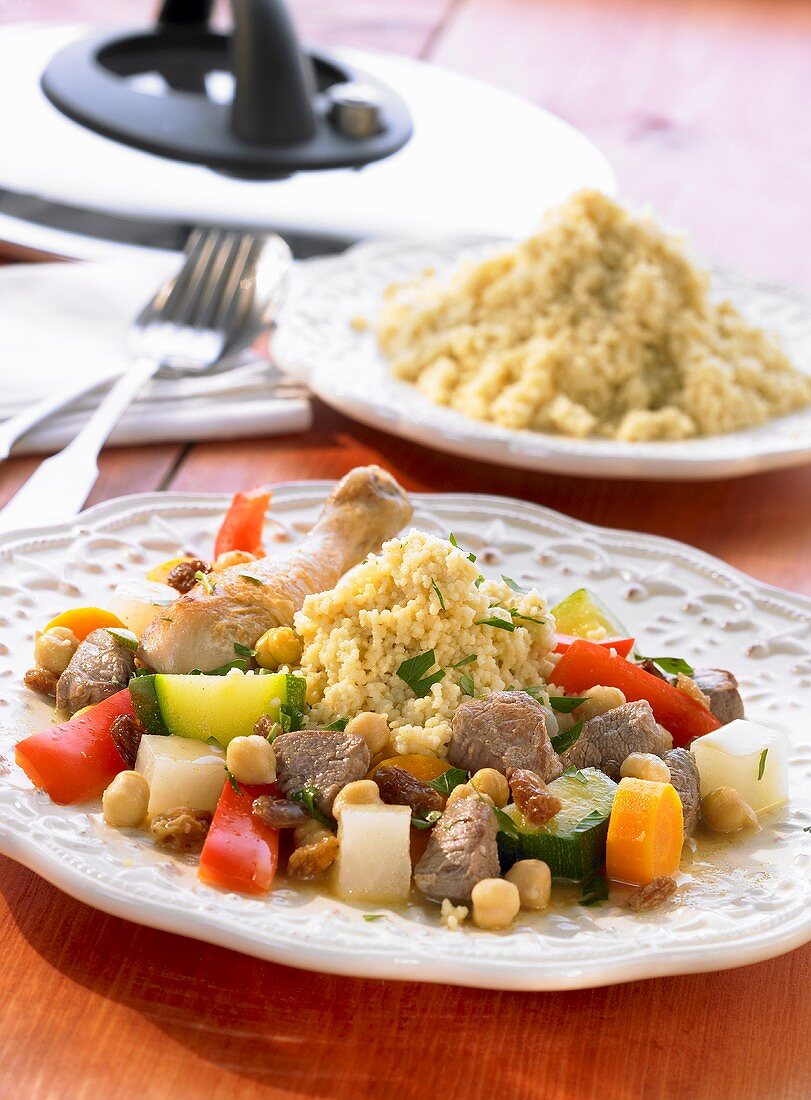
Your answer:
691,668 -> 744,726
274,729 -> 370,816
664,748 -> 701,836
56,628 -> 137,714
560,699 -> 668,781
448,690 -> 562,782
413,796 -> 499,904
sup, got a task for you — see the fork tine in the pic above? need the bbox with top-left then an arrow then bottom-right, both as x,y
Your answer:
214,233 -> 261,334
186,231 -> 244,330
160,228 -> 223,325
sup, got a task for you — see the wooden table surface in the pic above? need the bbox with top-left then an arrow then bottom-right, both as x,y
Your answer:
1,2 -> 811,1097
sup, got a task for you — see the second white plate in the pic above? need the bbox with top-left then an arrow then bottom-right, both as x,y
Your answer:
274,238 -> 811,480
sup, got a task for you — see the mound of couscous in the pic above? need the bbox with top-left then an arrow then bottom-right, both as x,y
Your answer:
294,531 -> 556,756
377,190 -> 811,441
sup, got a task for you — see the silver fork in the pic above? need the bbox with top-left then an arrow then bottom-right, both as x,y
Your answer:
0,228 -> 290,535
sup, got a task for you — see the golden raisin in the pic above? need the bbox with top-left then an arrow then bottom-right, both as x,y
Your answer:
507,767 -> 562,826
109,713 -> 145,768
24,667 -> 59,698
151,807 -> 212,852
166,559 -> 211,594
375,765 -> 444,815
287,835 -> 339,878
252,795 -> 308,829
627,876 -> 677,912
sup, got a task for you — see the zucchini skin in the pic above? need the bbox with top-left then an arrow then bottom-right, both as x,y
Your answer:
128,675 -> 170,736
497,818 -> 610,881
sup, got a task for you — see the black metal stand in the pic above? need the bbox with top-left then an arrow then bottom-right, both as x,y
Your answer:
40,0 -> 412,177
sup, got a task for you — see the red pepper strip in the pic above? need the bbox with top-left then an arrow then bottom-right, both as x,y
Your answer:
213,487 -> 272,559
552,639 -> 720,747
554,634 -> 635,658
199,781 -> 279,895
15,689 -> 133,804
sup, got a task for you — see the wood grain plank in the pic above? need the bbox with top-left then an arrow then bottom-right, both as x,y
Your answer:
0,445 -> 183,510
1,854 -> 809,1100
431,0 -> 811,289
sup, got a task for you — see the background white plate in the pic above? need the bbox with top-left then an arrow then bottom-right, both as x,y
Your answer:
0,485 -> 810,990
274,239 -> 811,481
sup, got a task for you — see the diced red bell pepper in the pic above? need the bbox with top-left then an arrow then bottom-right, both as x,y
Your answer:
199,780 -> 279,895
552,639 -> 720,747
15,689 -> 134,804
554,634 -> 635,658
213,487 -> 271,559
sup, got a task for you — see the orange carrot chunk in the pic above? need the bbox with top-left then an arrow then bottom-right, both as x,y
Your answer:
606,777 -> 684,886
44,606 -> 124,642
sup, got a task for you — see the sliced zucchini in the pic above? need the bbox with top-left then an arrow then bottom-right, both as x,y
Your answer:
497,767 -> 617,881
130,670 -> 306,748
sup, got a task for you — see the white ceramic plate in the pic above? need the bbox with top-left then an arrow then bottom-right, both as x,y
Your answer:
274,239 -> 811,480
0,485 -> 810,990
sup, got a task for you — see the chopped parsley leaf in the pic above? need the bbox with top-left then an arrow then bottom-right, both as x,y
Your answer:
449,532 -> 477,563
501,575 -> 526,593
579,871 -> 609,907
189,659 -> 247,676
451,654 -> 476,668
475,615 -> 516,633
636,655 -> 694,678
363,913 -> 385,922
195,570 -> 216,595
474,575 -> 484,588
427,768 -> 468,797
324,718 -> 349,731
291,786 -> 332,828
431,578 -> 446,611
459,673 -> 475,697
492,805 -> 520,839
560,766 -> 589,785
397,650 -> 446,698
548,695 -> 587,714
757,748 -> 768,781
233,641 -> 257,658
411,809 -> 442,830
508,608 -> 547,626
224,765 -> 243,795
106,627 -> 139,652
239,572 -> 266,587
550,718 -> 585,755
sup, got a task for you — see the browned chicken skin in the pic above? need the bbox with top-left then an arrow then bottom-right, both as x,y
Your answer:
139,466 -> 412,674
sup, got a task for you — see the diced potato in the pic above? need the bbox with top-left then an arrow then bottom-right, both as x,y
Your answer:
691,719 -> 789,815
334,804 -> 412,903
134,734 -> 225,815
111,580 -> 177,638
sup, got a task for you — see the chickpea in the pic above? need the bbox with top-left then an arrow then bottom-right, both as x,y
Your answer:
102,771 -> 150,828
446,782 -> 494,808
226,735 -> 276,785
470,768 -> 509,808
620,752 -> 671,784
332,779 -> 382,819
505,860 -> 552,910
34,626 -> 79,675
471,878 -> 521,930
214,549 -> 256,569
701,786 -> 759,834
255,627 -> 303,670
345,712 -> 390,756
575,685 -> 626,722
294,817 -> 333,847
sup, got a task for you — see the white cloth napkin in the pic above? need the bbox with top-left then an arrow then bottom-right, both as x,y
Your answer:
0,257 -> 311,454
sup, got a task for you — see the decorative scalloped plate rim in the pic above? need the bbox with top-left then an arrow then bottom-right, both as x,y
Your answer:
273,238 -> 811,481
0,485 -> 809,991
